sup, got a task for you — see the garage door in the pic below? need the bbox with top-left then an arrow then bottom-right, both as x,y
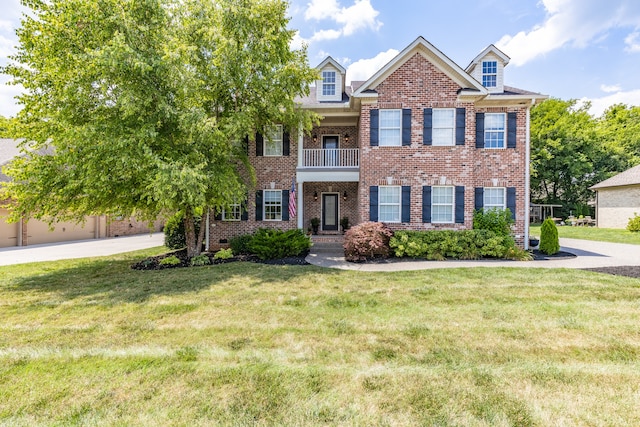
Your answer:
0,208 -> 19,248
27,217 -> 97,245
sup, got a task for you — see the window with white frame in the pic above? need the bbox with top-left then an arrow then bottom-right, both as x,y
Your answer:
379,109 -> 402,146
432,186 -> 454,223
482,61 -> 497,88
322,71 -> 336,96
222,202 -> 241,221
483,187 -> 506,210
263,190 -> 282,221
379,186 -> 401,223
264,124 -> 283,156
484,113 -> 505,149
433,108 -> 455,146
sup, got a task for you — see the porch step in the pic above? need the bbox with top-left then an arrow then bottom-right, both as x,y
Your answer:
310,235 -> 344,254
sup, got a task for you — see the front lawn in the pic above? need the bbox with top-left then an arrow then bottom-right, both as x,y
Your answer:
1,250 -> 639,425
530,224 -> 640,245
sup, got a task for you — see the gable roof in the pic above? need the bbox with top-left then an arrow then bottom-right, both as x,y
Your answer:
465,44 -> 510,73
0,139 -> 22,183
315,56 -> 346,75
591,164 -> 640,190
353,36 -> 488,98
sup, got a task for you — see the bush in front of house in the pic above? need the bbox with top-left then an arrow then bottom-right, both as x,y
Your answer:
473,208 -> 513,236
539,218 -> 560,255
229,233 -> 254,255
627,213 -> 640,232
343,221 -> 394,262
247,228 -> 312,260
164,211 -> 201,250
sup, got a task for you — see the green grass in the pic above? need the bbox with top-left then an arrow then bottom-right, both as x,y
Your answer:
530,224 -> 640,245
2,249 -> 640,425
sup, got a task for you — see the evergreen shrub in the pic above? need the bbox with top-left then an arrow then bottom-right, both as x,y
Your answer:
539,218 -> 560,255
248,228 -> 311,260
627,213 -> 640,232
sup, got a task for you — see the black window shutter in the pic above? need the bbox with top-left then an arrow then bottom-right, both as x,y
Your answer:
402,109 -> 412,146
255,190 -> 263,221
423,108 -> 432,145
241,194 -> 249,221
256,133 -> 264,156
243,136 -> 249,155
282,190 -> 289,221
507,112 -> 517,148
455,186 -> 465,224
475,187 -> 484,211
214,209 -> 222,221
283,129 -> 290,156
456,108 -> 466,146
370,109 -> 379,146
401,186 -> 411,223
369,186 -> 378,221
475,113 -> 485,148
507,187 -> 516,220
422,186 -> 432,223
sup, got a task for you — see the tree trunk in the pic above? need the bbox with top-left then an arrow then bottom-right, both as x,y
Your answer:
196,211 -> 207,254
184,207 -> 199,258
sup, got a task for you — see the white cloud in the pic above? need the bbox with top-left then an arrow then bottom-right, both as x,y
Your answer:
497,0 -> 640,66
0,80 -> 23,118
304,0 -> 382,43
581,89 -> 640,117
600,83 -> 622,93
624,31 -> 640,52
346,48 -> 399,84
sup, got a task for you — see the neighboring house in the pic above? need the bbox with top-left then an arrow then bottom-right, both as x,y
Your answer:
211,37 -> 547,248
0,138 -> 162,248
590,164 -> 640,229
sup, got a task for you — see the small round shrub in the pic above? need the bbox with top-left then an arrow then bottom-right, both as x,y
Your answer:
164,211 -> 201,250
190,254 -> 211,266
343,222 -> 393,262
159,255 -> 181,266
627,213 -> 640,232
213,248 -> 234,260
229,233 -> 254,255
539,218 -> 560,255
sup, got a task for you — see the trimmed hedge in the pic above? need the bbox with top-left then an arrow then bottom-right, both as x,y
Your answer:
247,228 -> 311,260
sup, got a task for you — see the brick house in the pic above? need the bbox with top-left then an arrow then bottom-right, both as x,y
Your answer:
590,164 -> 640,229
209,37 -> 546,249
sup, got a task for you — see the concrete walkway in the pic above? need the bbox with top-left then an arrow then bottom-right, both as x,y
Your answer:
0,233 -> 164,266
305,238 -> 640,271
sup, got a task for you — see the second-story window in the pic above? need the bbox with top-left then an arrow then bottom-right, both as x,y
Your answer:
322,71 -> 336,96
264,124 -> 283,156
482,61 -> 497,88
379,109 -> 402,146
433,108 -> 455,146
484,113 -> 505,149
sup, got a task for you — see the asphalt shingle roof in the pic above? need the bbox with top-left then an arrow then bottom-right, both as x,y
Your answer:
591,164 -> 640,189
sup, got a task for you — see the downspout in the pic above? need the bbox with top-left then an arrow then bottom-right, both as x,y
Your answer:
524,99 -> 534,250
297,126 -> 304,230
205,211 -> 210,252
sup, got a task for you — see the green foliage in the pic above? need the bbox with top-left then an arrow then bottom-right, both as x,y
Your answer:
229,234 -> 254,255
343,222 -> 394,262
473,208 -> 513,236
159,255 -> 181,266
164,212 -> 201,250
390,230 -> 527,261
247,228 -> 311,260
190,254 -> 210,266
213,248 -> 234,260
539,219 -> 560,255
627,213 -> 640,232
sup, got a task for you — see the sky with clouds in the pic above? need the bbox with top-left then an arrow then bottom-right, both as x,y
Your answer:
2,0 -> 640,117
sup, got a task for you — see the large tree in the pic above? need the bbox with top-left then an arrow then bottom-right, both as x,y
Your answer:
2,0 -> 318,256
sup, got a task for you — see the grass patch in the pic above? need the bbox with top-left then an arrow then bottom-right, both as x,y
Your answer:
530,224 -> 640,245
1,250 -> 640,424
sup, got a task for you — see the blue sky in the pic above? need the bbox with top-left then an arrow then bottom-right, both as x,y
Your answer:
2,0 -> 640,117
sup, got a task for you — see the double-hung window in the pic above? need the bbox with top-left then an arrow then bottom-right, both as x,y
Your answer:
432,108 -> 455,146
432,186 -> 454,223
379,186 -> 401,223
222,202 -> 242,221
264,125 -> 283,156
263,190 -> 282,221
483,187 -> 506,211
484,113 -> 505,149
379,109 -> 402,146
322,71 -> 336,96
482,61 -> 497,88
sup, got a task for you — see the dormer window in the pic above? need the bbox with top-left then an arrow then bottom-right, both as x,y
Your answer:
322,71 -> 336,96
482,61 -> 497,88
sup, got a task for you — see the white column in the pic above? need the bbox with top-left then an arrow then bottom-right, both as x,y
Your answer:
297,181 -> 304,229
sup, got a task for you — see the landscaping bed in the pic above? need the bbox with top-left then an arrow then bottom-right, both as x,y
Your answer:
582,265 -> 640,278
131,249 -> 310,270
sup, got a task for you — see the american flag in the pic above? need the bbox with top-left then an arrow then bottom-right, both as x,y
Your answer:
289,177 -> 296,218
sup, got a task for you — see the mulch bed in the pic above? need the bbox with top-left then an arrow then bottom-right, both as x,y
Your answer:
131,249 -> 310,270
581,266 -> 640,279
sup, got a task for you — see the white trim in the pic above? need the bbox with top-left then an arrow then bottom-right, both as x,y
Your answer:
483,187 -> 506,210
432,108 -> 456,146
378,185 -> 401,223
264,124 -> 283,157
297,181 -> 303,230
484,112 -> 506,149
431,185 -> 455,224
525,103 -> 532,249
379,109 -> 402,147
263,189 -> 283,221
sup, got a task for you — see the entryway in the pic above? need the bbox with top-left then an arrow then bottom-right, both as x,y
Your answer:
322,193 -> 339,231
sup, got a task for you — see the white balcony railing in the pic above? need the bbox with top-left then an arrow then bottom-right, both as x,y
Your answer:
302,148 -> 359,168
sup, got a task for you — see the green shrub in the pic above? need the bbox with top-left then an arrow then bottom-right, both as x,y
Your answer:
159,255 -> 181,266
164,211 -> 201,250
343,222 -> 393,262
229,233 -> 253,255
213,248 -> 234,260
627,213 -> 640,232
190,254 -> 210,266
473,208 -> 513,236
247,228 -> 311,260
539,218 -> 560,255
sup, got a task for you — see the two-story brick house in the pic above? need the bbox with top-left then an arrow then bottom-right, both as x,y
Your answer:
209,36 -> 546,249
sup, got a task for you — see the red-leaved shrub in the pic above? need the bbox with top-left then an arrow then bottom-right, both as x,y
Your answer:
343,222 -> 394,262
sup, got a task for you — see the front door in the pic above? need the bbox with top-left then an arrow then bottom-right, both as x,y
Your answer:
322,135 -> 339,167
322,193 -> 339,231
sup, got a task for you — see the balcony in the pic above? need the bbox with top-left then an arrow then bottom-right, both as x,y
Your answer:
302,148 -> 359,168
